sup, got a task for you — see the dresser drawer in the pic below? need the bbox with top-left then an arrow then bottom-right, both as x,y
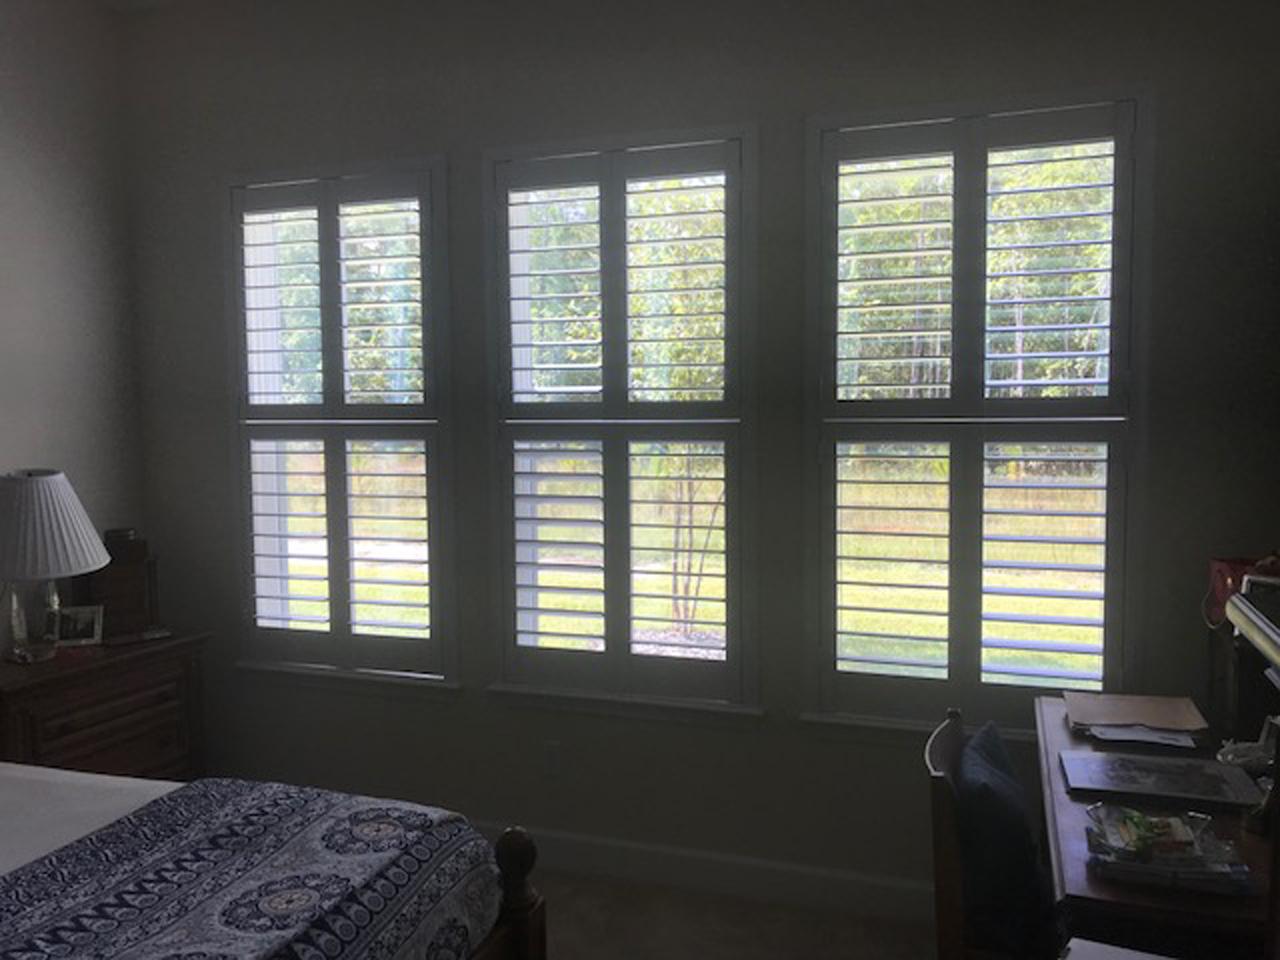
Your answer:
37,707 -> 188,777
34,675 -> 184,754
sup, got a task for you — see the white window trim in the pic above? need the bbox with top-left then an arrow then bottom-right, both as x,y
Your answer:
805,101 -> 1140,724
483,128 -> 759,706
228,158 -> 458,682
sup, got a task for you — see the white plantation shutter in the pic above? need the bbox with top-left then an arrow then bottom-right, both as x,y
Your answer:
513,440 -> 606,652
243,208 -> 323,405
508,186 -> 604,403
236,165 -> 447,676
346,439 -> 430,639
500,138 -> 744,701
981,441 -> 1107,689
502,140 -> 739,414
985,141 -> 1115,398
836,155 -> 953,400
626,174 -> 727,401
340,200 -> 425,405
250,439 -> 329,631
821,105 -> 1130,714
629,441 -> 728,660
835,442 -> 950,678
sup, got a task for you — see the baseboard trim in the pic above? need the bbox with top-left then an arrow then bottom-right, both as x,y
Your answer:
473,819 -> 932,921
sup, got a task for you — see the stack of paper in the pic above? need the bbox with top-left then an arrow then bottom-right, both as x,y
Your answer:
1063,692 -> 1207,749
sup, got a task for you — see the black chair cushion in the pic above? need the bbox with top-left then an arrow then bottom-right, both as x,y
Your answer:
955,721 -> 1058,959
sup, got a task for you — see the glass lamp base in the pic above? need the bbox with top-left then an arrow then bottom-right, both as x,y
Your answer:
1,581 -> 60,664
6,643 -> 57,664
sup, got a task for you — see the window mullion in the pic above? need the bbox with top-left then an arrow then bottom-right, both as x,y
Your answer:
318,181 -> 344,415
950,424 -> 983,688
324,431 -> 354,669
602,431 -> 631,691
952,119 -> 986,412
601,152 -> 628,415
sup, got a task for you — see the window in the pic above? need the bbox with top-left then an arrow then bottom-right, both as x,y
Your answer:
234,166 -> 451,677
817,104 -> 1132,718
495,137 -> 747,702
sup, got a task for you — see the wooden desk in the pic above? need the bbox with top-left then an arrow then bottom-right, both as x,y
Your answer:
1035,696 -> 1268,957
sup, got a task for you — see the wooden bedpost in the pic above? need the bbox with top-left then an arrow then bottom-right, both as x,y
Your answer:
493,826 -> 546,960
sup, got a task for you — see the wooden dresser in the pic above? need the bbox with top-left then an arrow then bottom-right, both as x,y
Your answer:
0,635 -> 206,779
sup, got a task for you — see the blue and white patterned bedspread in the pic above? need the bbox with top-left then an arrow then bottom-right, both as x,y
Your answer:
0,779 -> 501,960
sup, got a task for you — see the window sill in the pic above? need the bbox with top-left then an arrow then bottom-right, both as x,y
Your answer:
235,659 -> 461,693
799,710 -> 1037,744
487,681 -> 765,723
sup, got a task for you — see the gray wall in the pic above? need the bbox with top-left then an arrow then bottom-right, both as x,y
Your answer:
0,0 -> 139,527
118,0 -> 1280,906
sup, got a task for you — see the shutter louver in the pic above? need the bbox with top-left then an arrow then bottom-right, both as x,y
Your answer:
836,442 -> 950,677
629,441 -> 727,660
243,208 -> 322,405
340,200 -> 425,405
514,440 -> 606,651
626,174 -> 727,401
346,439 -> 430,639
985,141 -> 1115,398
836,155 -> 953,400
250,439 -> 329,631
982,441 -> 1107,688
508,186 -> 603,403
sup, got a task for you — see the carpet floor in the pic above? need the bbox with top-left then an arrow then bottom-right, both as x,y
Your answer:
535,869 -> 934,959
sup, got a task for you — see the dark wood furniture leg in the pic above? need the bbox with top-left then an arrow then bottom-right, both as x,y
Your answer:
472,827 -> 546,960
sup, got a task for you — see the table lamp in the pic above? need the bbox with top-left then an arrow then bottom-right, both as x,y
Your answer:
0,470 -> 110,663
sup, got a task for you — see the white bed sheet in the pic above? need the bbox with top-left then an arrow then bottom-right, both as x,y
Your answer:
0,761 -> 179,876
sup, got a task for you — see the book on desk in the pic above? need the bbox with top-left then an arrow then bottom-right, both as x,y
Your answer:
1060,749 -> 1264,807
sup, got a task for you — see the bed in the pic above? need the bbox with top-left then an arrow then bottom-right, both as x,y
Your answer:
0,762 -> 545,960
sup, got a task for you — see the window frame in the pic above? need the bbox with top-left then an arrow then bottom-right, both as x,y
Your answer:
228,158 -> 457,681
807,101 -> 1139,724
485,128 -> 757,706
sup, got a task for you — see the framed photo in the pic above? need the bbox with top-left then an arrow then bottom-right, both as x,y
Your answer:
56,605 -> 104,646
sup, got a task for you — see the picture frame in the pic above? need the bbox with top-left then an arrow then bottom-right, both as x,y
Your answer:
56,605 -> 104,646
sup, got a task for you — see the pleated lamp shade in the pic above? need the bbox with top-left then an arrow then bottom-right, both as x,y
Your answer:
0,470 -> 110,582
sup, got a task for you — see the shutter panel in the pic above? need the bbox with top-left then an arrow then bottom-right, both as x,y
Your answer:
629,441 -> 727,660
982,441 -> 1107,688
340,200 -> 425,405
250,439 -> 329,631
835,442 -> 950,678
985,141 -> 1115,398
626,173 -> 727,401
508,186 -> 604,403
514,440 -> 606,651
243,208 -> 322,405
836,155 -> 953,400
346,439 -> 430,639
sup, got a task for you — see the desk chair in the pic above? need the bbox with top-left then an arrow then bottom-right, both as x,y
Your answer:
925,708 -> 974,960
925,710 -> 1171,960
